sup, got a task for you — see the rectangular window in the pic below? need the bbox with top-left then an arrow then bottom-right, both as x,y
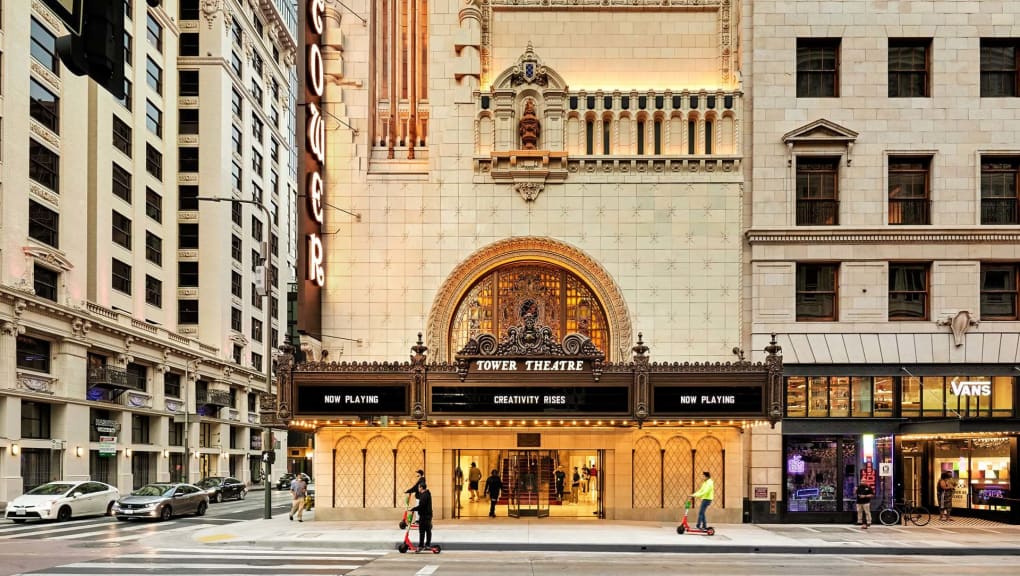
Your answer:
687,120 -> 696,155
30,18 -> 59,75
231,307 -> 242,331
231,235 -> 242,262
888,39 -> 930,98
146,144 -> 162,179
34,264 -> 58,302
28,200 -> 59,248
29,79 -> 59,133
232,201 -> 242,225
233,345 -> 243,364
112,115 -> 132,156
232,126 -> 243,155
145,275 -> 162,308
164,373 -> 181,398
178,223 -> 199,248
179,109 -> 199,135
797,38 -> 840,97
29,139 -> 59,191
179,70 -> 199,96
231,18 -> 243,45
231,271 -> 242,298
120,79 -> 133,111
17,335 -> 51,372
178,261 -> 198,287
252,216 -> 263,242
253,52 -> 263,76
888,156 -> 931,225
112,258 -> 132,294
252,116 -> 264,143
179,185 -> 198,210
231,51 -> 242,76
585,121 -> 594,154
22,402 -> 51,439
180,0 -> 200,20
232,161 -> 243,192
124,31 -> 133,63
146,188 -> 162,222
251,352 -> 262,371
796,263 -> 838,321
981,39 -> 1020,97
980,263 -> 1019,320
145,99 -> 162,137
602,121 -> 610,155
178,299 -> 198,324
112,162 -> 132,203
251,80 -> 263,105
653,119 -> 662,155
981,156 -> 1019,224
179,32 -> 199,56
796,157 -> 839,225
889,262 -> 930,320
146,13 -> 162,52
145,231 -> 162,265
704,120 -> 713,155
179,147 -> 199,172
252,284 -> 263,309
231,87 -> 243,117
253,183 -> 263,205
112,211 -> 132,249
146,57 -> 163,94
251,250 -> 261,273
270,138 -> 280,163
251,318 -> 263,342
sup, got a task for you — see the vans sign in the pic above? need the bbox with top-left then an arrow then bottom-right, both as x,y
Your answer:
951,381 -> 991,397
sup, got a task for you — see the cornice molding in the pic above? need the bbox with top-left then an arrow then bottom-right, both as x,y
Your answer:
746,229 -> 1020,245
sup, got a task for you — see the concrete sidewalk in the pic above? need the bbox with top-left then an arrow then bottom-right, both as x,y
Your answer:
192,512 -> 1020,555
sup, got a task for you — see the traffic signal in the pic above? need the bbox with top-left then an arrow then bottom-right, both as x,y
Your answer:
55,1 -> 127,98
262,450 -> 276,465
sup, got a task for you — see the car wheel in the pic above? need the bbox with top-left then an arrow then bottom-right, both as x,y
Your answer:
196,502 -> 207,517
159,506 -> 172,522
57,506 -> 72,522
238,490 -> 246,501
106,502 -> 115,517
211,492 -> 220,504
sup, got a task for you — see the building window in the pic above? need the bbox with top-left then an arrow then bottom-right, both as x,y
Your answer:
889,263 -> 929,320
179,70 -> 199,96
34,264 -> 58,302
178,223 -> 199,248
653,119 -> 662,155
145,231 -> 162,265
231,271 -> 242,298
28,201 -> 59,248
232,161 -> 242,192
252,217 -> 263,242
164,372 -> 181,398
270,139 -> 280,163
178,299 -> 199,324
179,32 -> 199,56
251,352 -> 262,371
145,144 -> 162,179
30,18 -> 59,75
120,79 -> 133,111
251,250 -> 260,273
29,139 -> 59,191
231,51 -> 242,76
180,0 -> 200,20
231,18 -> 243,45
233,345 -> 243,364
145,188 -> 162,222
981,39 -> 1019,97
112,162 -> 132,203
888,39 -> 930,98
145,275 -> 162,308
17,335 -> 51,372
251,80 -> 263,105
124,31 -> 133,63
146,57 -> 163,94
145,100 -> 162,137
981,156 -> 1019,224
231,235 -> 242,262
797,38 -> 840,97
179,185 -> 198,210
231,307 -> 242,331
253,183 -> 263,205
796,157 -> 839,225
251,318 -> 263,342
888,156 -> 931,225
179,109 -> 199,135
252,284 -> 263,309
178,261 -> 198,287
112,211 -> 132,249
232,126 -> 242,155
231,87 -> 242,117
252,117 -> 264,143
112,115 -> 132,156
29,79 -> 59,133
980,263 -> 1019,320
112,258 -> 132,294
252,52 -> 263,76
146,13 -> 162,52
796,263 -> 838,321
585,120 -> 594,154
22,402 -> 51,439
179,147 -> 199,172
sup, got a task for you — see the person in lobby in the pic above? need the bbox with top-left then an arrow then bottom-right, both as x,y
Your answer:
554,465 -> 566,503
691,471 -> 715,531
485,469 -> 503,517
938,471 -> 956,521
468,462 -> 482,502
854,476 -> 875,529
571,467 -> 581,503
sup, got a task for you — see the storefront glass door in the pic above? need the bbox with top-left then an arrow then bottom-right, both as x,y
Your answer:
506,450 -> 551,518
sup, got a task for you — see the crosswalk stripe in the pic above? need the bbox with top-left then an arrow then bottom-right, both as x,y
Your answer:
0,518 -> 98,533
0,520 -> 120,539
152,547 -> 388,556
61,563 -> 361,570
89,523 -> 215,543
116,553 -> 377,561
49,521 -> 157,540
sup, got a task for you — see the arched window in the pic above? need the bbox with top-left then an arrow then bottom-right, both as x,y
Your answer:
448,262 -> 610,356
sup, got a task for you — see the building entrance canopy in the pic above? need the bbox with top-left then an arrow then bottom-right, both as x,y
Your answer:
269,326 -> 784,427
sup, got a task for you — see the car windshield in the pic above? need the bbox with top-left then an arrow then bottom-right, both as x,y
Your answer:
131,484 -> 174,497
25,483 -> 75,496
196,478 -> 223,488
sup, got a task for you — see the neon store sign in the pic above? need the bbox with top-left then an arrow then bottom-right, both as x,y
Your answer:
305,0 -> 326,287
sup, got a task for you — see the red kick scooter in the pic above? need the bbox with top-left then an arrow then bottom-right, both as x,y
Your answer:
676,497 -> 715,536
397,508 -> 441,554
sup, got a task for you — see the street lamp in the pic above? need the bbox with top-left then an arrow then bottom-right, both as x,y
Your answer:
196,196 -> 275,520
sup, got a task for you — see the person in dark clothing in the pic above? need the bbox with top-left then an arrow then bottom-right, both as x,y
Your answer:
554,466 -> 566,502
410,482 -> 433,549
855,477 -> 875,528
405,469 -> 426,498
485,469 -> 503,518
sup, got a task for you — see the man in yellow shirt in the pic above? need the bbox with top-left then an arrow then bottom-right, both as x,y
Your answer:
691,471 -> 715,531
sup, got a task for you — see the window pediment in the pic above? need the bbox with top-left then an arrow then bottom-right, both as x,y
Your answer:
783,119 -> 859,166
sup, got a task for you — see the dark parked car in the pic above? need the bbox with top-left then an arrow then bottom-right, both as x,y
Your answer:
277,472 -> 309,490
111,483 -> 208,521
196,476 -> 247,503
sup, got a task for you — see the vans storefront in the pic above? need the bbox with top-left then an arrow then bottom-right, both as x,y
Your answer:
783,366 -> 1019,524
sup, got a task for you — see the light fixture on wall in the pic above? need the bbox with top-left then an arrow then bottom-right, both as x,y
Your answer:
162,450 -> 169,458
125,448 -> 132,458
10,443 -> 19,456
75,446 -> 84,458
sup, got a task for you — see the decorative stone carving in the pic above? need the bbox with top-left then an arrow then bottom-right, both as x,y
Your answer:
18,373 -> 55,394
518,99 -> 541,150
30,122 -> 60,149
2,321 -> 25,337
30,183 -> 60,207
937,310 -> 979,347
201,0 -> 222,29
29,61 -> 60,90
513,182 -> 544,202
127,393 -> 151,408
166,399 -> 184,413
509,42 -> 549,87
70,318 -> 92,339
24,245 -> 74,272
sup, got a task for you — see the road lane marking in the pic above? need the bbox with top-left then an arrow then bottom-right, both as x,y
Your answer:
152,547 -> 387,556
62,562 -> 361,569
417,566 -> 440,575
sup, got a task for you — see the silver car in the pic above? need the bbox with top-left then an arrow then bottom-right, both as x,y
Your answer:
111,483 -> 208,521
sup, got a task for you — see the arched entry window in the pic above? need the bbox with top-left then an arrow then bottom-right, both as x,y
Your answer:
448,262 -> 610,357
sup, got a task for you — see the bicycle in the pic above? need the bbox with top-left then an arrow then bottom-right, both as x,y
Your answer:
878,499 -> 931,526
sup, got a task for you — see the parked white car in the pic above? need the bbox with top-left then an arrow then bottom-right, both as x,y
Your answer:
5,481 -> 120,523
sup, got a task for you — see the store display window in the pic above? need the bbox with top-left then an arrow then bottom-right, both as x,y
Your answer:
785,437 -> 859,513
932,437 -> 1012,511
874,377 -> 894,417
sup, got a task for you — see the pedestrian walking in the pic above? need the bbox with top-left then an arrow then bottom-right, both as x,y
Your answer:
485,469 -> 503,517
855,476 -> 874,528
468,462 -> 482,502
289,473 -> 308,522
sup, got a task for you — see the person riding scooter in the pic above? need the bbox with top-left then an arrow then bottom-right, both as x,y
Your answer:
691,471 -> 715,532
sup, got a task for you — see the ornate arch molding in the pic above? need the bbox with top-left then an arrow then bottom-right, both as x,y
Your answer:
426,237 -> 633,362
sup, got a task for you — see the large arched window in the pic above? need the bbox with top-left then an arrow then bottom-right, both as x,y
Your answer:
448,262 -> 610,356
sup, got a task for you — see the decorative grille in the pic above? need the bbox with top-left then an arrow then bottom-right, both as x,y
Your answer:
364,435 -> 393,507
334,436 -> 362,508
663,435 -> 694,508
449,262 -> 609,356
694,436 -> 724,506
396,436 -> 425,505
632,436 -> 662,508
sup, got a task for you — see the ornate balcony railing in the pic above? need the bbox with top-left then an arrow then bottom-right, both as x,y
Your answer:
796,199 -> 839,226
981,198 -> 1018,225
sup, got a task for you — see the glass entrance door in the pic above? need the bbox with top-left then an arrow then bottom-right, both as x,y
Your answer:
505,450 -> 552,518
